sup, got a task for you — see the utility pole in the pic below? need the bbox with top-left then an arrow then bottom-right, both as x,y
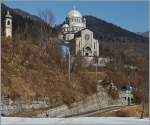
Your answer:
68,48 -> 71,81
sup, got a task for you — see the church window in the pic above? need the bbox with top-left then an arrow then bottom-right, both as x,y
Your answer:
7,20 -> 10,25
94,43 -> 95,49
85,34 -> 90,40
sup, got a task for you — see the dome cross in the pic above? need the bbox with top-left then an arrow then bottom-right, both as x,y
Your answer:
73,5 -> 76,10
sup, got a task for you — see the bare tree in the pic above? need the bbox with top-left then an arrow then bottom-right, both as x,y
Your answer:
38,9 -> 55,48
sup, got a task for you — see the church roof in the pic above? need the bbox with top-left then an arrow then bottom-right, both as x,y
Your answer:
67,8 -> 82,18
74,28 -> 87,38
6,10 -> 12,18
62,24 -> 69,28
74,28 -> 97,39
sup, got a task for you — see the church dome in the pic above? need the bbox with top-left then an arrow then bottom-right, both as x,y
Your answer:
67,9 -> 82,18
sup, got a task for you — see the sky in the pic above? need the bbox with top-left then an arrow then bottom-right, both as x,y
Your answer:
4,1 -> 149,32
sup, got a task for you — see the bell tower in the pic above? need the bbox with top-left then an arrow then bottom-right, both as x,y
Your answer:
5,10 -> 12,37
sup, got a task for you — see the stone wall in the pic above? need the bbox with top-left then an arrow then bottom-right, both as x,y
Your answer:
38,87 -> 127,117
0,97 -> 50,115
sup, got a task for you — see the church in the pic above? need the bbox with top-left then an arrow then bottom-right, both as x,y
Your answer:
60,7 -> 99,57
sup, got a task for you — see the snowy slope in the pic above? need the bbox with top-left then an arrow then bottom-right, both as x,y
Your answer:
1,117 -> 149,125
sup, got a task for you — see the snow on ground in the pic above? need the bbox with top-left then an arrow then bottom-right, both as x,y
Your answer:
1,117 -> 149,125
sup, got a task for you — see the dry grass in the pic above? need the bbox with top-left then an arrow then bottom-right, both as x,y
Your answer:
96,104 -> 149,118
81,71 -> 106,80
1,37 -> 96,104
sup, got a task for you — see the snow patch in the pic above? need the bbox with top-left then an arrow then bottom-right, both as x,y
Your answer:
1,117 -> 149,125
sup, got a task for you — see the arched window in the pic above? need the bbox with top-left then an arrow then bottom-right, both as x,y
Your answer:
7,20 -> 10,25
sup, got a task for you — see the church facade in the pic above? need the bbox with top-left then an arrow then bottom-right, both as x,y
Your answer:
60,8 -> 99,57
75,29 -> 99,56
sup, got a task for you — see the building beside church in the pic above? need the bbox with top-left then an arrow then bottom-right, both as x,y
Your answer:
5,10 -> 12,37
60,7 -> 99,57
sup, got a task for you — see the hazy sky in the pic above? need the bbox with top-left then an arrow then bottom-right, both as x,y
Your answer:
4,1 -> 149,32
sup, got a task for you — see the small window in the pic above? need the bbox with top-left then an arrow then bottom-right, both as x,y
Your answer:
7,20 -> 10,25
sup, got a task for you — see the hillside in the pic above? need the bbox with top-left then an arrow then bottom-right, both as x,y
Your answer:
1,3 -> 97,105
1,37 -> 96,104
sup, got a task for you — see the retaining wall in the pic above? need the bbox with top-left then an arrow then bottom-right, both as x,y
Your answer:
38,87 -> 127,117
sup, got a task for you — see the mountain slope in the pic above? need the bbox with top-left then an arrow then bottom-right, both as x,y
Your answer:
2,37 -> 96,104
85,15 -> 147,41
136,31 -> 149,38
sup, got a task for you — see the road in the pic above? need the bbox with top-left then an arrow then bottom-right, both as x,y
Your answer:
65,105 -> 126,117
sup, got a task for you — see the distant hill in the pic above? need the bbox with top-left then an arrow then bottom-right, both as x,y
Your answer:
136,31 -> 149,38
12,8 -> 42,21
1,3 -> 42,21
85,16 -> 148,41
